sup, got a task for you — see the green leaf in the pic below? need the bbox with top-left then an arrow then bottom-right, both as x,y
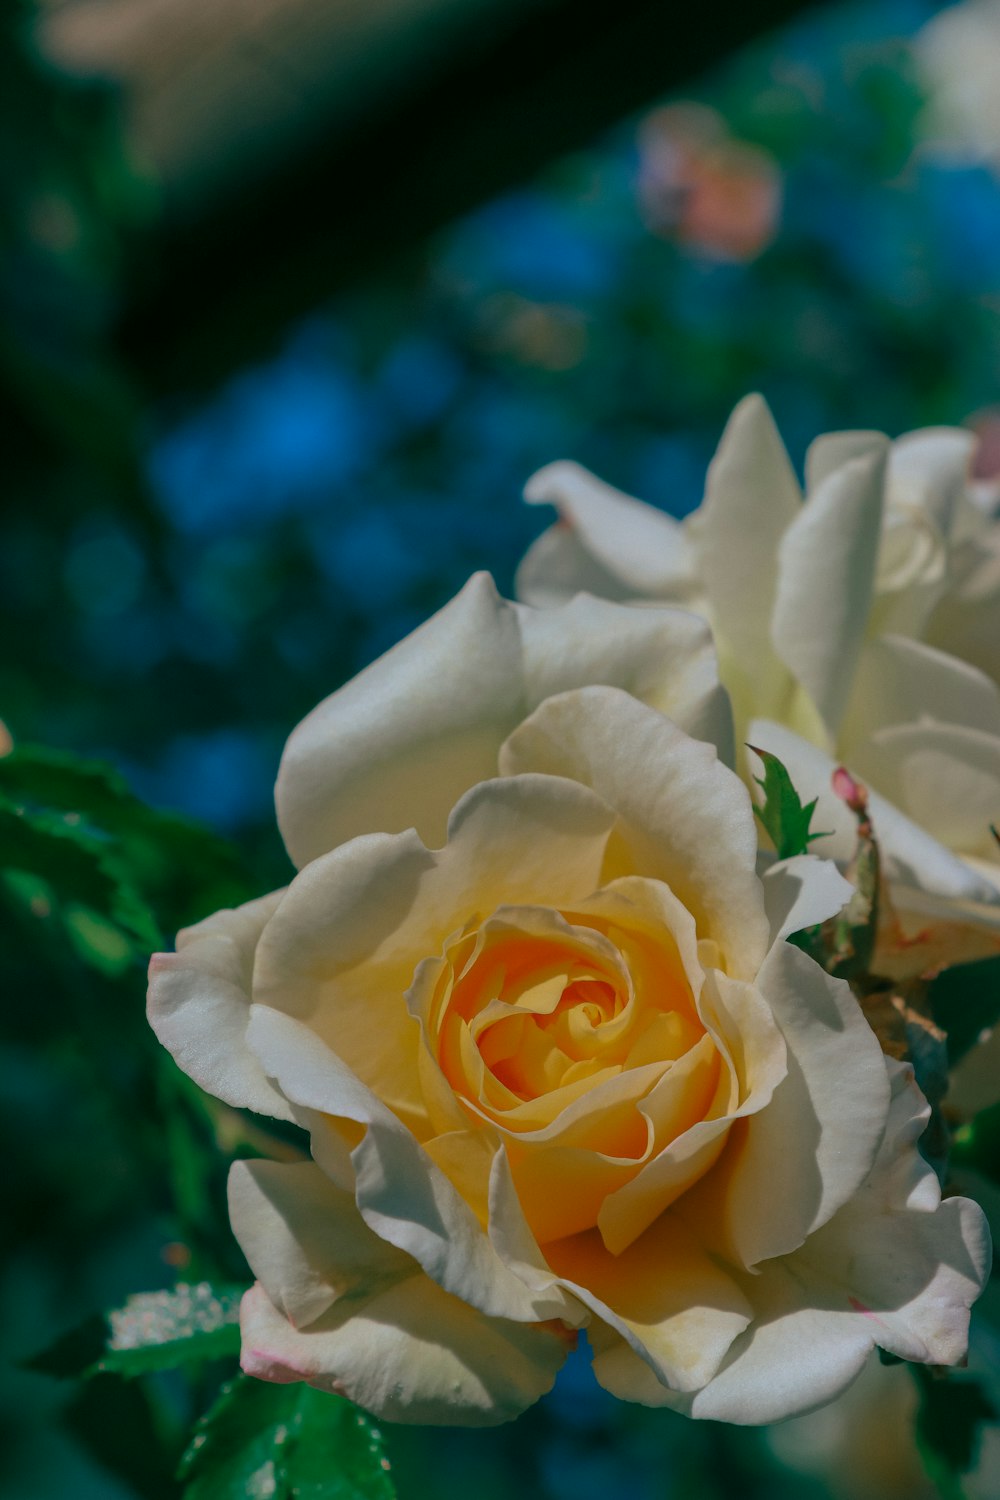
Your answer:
0,742 -> 254,932
929,955 -> 1000,1067
26,1283 -> 244,1380
0,798 -> 121,912
748,746 -> 830,861
180,1376 -> 295,1500
0,796 -> 161,950
281,1387 -> 396,1500
913,1367 -> 996,1497
951,1096 -> 1000,1186
180,1376 -> 396,1500
0,744 -> 141,829
65,1374 -> 180,1500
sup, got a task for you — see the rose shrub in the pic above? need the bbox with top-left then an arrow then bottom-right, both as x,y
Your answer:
519,397 -> 1000,969
148,577 -> 989,1426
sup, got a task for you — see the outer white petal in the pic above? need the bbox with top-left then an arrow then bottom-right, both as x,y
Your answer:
522,460 -> 693,596
926,529 -> 1000,681
500,687 -> 770,979
228,1159 -> 414,1329
277,572 -> 732,872
516,523 -> 640,607
791,1062 -> 990,1366
749,719 -> 1000,907
760,855 -> 854,946
805,429 -> 886,492
686,1064 -> 989,1423
239,1281 -> 568,1428
838,634 -> 1000,767
146,890 -> 292,1120
870,510 -> 947,640
719,941 -> 889,1267
517,595 -> 734,767
245,1005 -> 580,1328
275,572 -> 526,866
771,444 -> 888,738
888,428 -> 977,536
601,1063 -> 989,1424
865,720 -> 1000,860
694,394 -> 801,709
590,1275 -> 873,1422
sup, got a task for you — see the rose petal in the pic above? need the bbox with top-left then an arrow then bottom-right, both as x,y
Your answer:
522,460 -> 693,596
254,775 -> 617,1130
789,1062 -> 990,1365
695,394 -> 801,716
595,1064 -> 988,1423
718,941 -> 889,1267
771,444 -> 888,739
591,1264 -> 875,1423
839,636 -> 1000,768
759,855 -> 854,946
245,1005 -> 580,1327
805,429 -> 886,492
866,719 -> 1000,860
889,428 -> 977,536
276,572 -> 526,866
516,523 -> 641,607
239,1280 -> 569,1427
228,1158 -> 415,1328
501,687 -> 769,979
277,573 -> 733,870
599,969 -> 786,1254
684,1063 -> 988,1423
547,1212 -> 752,1394
518,594 -> 734,768
147,890 -> 292,1120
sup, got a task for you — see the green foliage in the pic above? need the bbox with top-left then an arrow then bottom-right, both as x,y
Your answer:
0,743 -> 255,943
0,795 -> 162,951
748,746 -> 830,861
951,1097 -> 1000,1187
913,1368 -> 997,1500
27,1283 -> 244,1381
930,955 -> 1000,1067
179,1376 -> 396,1500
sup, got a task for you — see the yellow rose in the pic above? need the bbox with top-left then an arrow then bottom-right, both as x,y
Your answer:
148,579 -> 988,1426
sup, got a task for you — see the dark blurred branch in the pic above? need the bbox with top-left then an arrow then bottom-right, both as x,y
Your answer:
42,0 -> 828,395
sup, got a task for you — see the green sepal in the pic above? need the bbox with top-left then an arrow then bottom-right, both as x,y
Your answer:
748,745 -> 830,861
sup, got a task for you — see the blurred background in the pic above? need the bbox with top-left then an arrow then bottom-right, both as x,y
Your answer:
4,0 -> 1000,1495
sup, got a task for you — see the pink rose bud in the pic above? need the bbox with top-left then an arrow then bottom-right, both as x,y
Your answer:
832,765 -> 868,815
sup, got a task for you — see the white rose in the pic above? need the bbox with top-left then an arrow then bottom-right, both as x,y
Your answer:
519,397 -> 1000,968
148,578 -> 988,1427
915,0 -> 1000,169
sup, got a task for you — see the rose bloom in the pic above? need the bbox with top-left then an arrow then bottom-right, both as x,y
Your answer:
148,578 -> 988,1426
519,398 -> 1000,974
